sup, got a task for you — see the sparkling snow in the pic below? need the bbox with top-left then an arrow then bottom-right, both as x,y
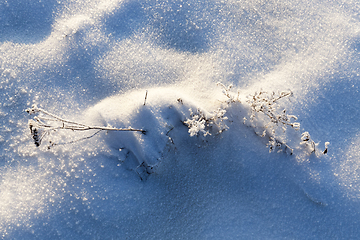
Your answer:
1,0 -> 360,239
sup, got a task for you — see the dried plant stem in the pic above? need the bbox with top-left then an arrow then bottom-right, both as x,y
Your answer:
28,106 -> 145,133
26,105 -> 145,147
50,129 -> 102,147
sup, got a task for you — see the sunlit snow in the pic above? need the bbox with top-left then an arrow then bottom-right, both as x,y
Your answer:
1,0 -> 360,239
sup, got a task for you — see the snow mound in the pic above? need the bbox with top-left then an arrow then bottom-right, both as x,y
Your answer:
85,87 -> 218,177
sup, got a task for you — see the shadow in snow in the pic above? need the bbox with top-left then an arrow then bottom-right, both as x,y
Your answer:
103,1 -> 147,41
143,0 -> 216,54
0,0 -> 59,44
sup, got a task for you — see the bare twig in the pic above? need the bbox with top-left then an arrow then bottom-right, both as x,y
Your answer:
217,82 -> 240,103
143,90 -> 148,106
48,129 -> 102,148
26,105 -> 145,148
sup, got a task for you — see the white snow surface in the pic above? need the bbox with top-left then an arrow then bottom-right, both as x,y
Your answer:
1,0 -> 360,239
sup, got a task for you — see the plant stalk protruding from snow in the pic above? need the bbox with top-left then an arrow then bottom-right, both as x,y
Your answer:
26,105 -> 145,148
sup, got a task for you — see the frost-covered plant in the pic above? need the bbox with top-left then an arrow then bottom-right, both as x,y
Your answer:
244,90 -> 302,154
184,109 -> 209,137
246,90 -> 300,131
297,132 -> 330,155
26,105 -> 145,148
211,108 -> 229,133
27,84 -> 328,161
267,136 -> 293,154
217,82 -> 240,104
212,84 -> 330,156
300,131 -> 317,154
216,84 -> 300,154
183,83 -> 234,137
184,108 -> 228,137
323,142 -> 330,154
217,85 -> 300,131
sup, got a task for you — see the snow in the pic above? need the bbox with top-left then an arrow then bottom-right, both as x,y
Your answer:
1,0 -> 360,239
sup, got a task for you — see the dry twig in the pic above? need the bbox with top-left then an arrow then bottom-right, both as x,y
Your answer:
26,105 -> 145,148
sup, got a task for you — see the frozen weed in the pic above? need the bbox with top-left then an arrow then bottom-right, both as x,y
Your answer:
211,108 -> 229,134
244,90 -> 301,154
184,107 -> 228,137
246,90 -> 300,130
217,82 -> 240,104
323,142 -> 330,154
217,84 -> 300,154
217,83 -> 327,156
184,108 -> 210,137
267,136 -> 293,155
300,131 -> 317,154
27,84 -> 328,164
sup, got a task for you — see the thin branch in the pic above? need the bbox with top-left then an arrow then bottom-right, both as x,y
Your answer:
49,129 -> 102,148
26,105 -> 146,147
27,106 -> 88,127
143,90 -> 148,106
27,105 -> 145,133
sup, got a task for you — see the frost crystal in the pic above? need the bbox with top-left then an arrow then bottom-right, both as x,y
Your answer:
184,109 -> 210,137
184,107 -> 229,137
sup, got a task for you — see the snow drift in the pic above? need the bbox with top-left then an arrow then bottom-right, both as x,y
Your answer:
1,0 -> 360,239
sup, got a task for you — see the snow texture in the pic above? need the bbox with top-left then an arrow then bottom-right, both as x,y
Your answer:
1,0 -> 360,239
